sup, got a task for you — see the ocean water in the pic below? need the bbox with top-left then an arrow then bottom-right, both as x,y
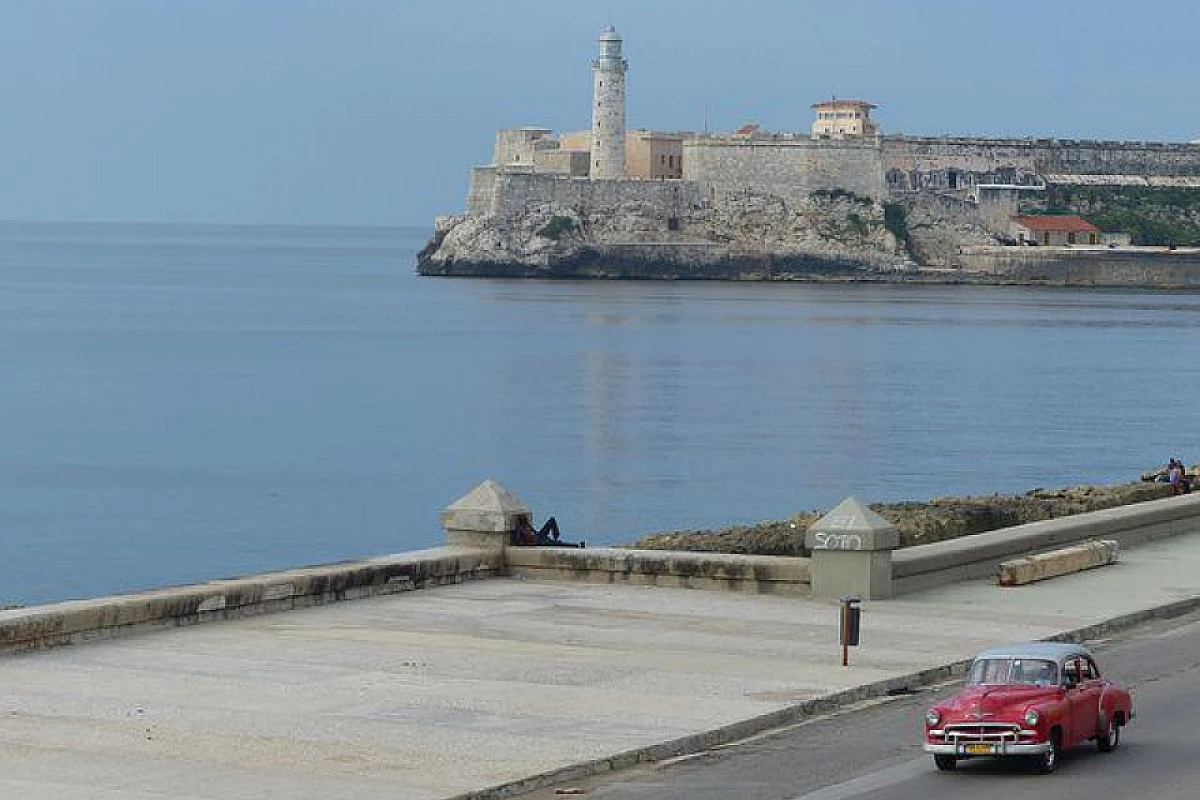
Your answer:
1,221 -> 1197,606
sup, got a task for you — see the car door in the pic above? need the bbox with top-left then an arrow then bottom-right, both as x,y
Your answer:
1076,657 -> 1105,738
1062,657 -> 1090,745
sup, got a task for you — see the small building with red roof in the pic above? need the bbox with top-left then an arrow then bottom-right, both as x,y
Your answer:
1013,215 -> 1102,246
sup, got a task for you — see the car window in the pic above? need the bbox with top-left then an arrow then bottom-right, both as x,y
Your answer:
1083,658 -> 1100,680
1010,659 -> 1057,686
968,657 -> 1059,686
968,658 -> 1012,685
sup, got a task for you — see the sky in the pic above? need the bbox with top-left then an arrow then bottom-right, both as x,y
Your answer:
1,0 -> 1198,227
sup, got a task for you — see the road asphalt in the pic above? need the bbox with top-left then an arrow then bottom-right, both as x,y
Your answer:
521,608 -> 1200,800
1,533 -> 1200,799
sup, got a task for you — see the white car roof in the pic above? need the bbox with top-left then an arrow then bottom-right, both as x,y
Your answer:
972,641 -> 1094,663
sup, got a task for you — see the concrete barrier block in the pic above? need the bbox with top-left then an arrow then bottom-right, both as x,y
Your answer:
996,539 -> 1119,587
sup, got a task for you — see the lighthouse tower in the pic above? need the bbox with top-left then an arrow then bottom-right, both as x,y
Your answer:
590,26 -> 627,180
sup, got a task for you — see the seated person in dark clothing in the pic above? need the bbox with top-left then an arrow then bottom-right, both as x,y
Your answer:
511,515 -> 585,548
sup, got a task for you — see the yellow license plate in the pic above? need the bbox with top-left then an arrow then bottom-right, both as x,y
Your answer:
965,743 -> 994,755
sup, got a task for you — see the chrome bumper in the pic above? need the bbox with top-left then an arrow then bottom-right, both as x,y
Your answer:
924,741 -> 1052,756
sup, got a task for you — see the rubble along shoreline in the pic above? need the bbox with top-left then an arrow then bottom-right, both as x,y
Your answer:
627,469 -> 1194,557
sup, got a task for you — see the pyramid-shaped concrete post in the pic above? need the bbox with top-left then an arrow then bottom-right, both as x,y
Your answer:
440,479 -> 530,550
804,497 -> 899,600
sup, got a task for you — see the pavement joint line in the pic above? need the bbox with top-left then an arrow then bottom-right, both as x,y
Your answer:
443,591 -> 1200,800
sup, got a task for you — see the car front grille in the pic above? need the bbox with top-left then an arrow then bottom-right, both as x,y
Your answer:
933,723 -> 1027,744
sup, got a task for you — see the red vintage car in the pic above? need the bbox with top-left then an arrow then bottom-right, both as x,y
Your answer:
923,642 -> 1133,773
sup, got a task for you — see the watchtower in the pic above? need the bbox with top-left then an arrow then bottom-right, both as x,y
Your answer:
590,26 -> 627,180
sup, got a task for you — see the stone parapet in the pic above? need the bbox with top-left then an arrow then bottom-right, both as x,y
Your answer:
0,547 -> 502,653
505,547 -> 811,595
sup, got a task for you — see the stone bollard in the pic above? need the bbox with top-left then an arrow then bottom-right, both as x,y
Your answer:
804,497 -> 899,600
440,479 -> 529,550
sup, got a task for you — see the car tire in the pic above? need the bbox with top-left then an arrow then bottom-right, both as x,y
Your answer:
933,754 -> 957,772
1097,717 -> 1121,752
1032,732 -> 1060,774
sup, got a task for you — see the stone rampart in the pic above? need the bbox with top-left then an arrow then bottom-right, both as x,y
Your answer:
487,171 -> 708,220
684,137 -> 886,201
466,166 -> 498,216
884,135 -> 1200,191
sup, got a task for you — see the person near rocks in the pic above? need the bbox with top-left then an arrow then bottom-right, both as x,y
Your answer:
511,515 -> 585,548
1168,459 -> 1191,495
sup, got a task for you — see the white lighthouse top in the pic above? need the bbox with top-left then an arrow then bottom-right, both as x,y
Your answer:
594,26 -> 627,72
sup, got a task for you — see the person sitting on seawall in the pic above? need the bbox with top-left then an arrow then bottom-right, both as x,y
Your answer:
1168,458 -> 1192,495
511,514 -> 585,548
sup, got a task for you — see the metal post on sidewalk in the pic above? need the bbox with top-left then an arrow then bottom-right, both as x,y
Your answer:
840,595 -> 861,667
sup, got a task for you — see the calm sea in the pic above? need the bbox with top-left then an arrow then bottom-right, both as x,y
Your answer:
1,221 -> 1196,605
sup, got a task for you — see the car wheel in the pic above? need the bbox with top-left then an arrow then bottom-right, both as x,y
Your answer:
1097,717 -> 1121,752
933,754 -> 957,772
1032,732 -> 1060,774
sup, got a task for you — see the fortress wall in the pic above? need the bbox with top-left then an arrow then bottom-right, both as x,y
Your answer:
466,166 -> 498,215
489,172 -> 707,219
884,136 -> 1200,190
683,138 -> 886,202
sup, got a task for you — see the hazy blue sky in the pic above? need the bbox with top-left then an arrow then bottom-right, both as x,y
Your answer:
2,1 -> 1197,227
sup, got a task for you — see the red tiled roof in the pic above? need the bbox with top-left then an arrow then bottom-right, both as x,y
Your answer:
1014,215 -> 1101,233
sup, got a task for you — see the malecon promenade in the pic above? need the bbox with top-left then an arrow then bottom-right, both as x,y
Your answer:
3,482 -> 1200,800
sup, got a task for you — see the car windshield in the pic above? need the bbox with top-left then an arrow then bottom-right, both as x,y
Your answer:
967,658 -> 1058,686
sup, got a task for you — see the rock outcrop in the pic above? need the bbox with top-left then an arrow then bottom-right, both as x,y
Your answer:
898,192 -> 1007,267
418,190 -> 916,279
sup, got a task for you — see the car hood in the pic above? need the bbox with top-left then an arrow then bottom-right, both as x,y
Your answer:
940,685 -> 1059,720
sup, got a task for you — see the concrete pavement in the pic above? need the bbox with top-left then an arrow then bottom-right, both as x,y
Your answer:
3,533 -> 1200,799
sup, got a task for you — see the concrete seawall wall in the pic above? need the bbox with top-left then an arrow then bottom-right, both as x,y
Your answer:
6,493 -> 1199,652
506,548 -> 811,594
0,548 -> 502,653
893,493 -> 1200,594
957,247 -> 1200,286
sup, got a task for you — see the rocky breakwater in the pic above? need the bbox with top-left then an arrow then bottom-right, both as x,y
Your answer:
418,188 -> 915,280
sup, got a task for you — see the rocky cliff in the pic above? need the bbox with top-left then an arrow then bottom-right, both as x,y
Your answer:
418,189 -> 916,279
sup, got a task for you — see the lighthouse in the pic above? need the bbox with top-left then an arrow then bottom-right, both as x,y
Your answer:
590,26 -> 627,180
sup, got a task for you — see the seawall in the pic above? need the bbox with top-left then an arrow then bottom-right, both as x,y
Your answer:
956,246 -> 1200,287
5,492 -> 1200,653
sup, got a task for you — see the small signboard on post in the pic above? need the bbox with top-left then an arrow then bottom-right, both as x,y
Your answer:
840,595 -> 861,666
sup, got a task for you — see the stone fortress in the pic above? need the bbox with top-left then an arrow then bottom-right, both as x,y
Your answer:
420,27 -> 1200,283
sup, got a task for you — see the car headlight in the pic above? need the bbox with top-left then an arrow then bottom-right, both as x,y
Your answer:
925,709 -> 941,726
1024,708 -> 1040,726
